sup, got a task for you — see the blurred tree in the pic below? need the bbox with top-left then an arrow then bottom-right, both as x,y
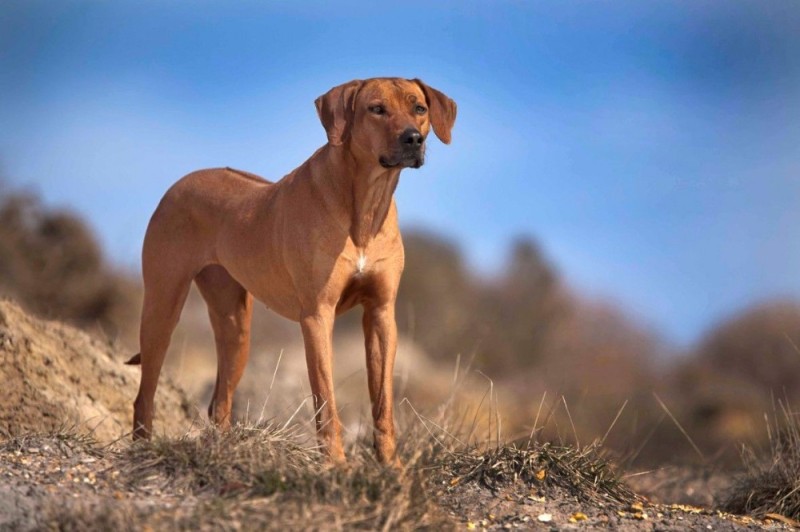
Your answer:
396,230 -> 478,361
397,232 -> 571,375
0,190 -> 139,340
476,238 -> 570,373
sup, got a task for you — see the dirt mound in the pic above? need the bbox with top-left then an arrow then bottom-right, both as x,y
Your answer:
0,299 -> 195,443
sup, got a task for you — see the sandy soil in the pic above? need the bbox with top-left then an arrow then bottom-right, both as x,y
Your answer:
0,299 -> 195,443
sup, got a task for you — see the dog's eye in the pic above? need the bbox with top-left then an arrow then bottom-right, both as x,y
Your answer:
369,105 -> 386,115
414,105 -> 427,115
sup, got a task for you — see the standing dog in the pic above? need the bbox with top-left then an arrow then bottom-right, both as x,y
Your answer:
127,78 -> 456,463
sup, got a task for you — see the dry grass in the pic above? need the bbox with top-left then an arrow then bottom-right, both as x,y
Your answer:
0,426 -> 103,458
720,403 -> 800,522
20,415 -> 453,530
121,423 -> 318,497
1,396 -> 639,530
113,420 -> 451,530
441,441 -> 636,506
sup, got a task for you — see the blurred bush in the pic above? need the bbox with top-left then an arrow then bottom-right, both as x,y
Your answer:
398,230 -> 666,454
692,301 -> 800,399
395,231 -> 479,364
398,231 -> 800,467
0,186 -> 139,342
398,232 -> 571,374
660,301 -> 800,465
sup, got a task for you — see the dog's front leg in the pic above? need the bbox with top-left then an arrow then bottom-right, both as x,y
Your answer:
300,309 -> 346,463
363,302 -> 399,465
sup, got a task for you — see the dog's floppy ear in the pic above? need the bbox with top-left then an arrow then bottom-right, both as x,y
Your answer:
315,79 -> 363,146
414,79 -> 457,144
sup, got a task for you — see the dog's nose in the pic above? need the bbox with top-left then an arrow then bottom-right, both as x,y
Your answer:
399,128 -> 424,148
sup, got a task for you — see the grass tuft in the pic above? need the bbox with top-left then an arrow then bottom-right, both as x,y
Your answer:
0,424 -> 104,459
720,402 -> 800,521
118,420 -> 451,529
440,440 -> 636,507
122,422 -> 317,496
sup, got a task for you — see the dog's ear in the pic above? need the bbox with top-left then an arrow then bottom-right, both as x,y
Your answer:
315,80 -> 363,146
414,79 -> 457,144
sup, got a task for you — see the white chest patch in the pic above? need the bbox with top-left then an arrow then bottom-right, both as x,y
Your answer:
356,252 -> 368,274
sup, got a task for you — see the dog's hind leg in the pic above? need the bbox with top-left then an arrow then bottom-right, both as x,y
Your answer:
133,260 -> 194,439
195,264 -> 253,429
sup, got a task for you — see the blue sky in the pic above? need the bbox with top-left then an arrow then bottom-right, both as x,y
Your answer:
2,1 -> 799,346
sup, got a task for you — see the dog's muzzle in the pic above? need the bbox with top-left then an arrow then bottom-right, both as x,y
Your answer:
380,128 -> 425,169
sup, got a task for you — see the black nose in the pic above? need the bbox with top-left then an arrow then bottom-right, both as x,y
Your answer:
399,128 -> 424,148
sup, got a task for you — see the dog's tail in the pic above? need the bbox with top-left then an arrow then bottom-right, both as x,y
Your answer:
125,353 -> 142,365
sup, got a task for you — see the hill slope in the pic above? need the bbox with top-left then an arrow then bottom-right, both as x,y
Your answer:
0,299 -> 194,442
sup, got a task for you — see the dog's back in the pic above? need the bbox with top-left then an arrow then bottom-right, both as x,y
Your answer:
223,166 -> 273,185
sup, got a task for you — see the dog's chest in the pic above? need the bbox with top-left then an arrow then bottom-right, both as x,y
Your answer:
355,251 -> 368,276
339,249 -> 371,281
342,242 -> 394,279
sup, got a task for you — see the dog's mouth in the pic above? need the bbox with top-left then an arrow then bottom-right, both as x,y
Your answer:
379,153 -> 425,169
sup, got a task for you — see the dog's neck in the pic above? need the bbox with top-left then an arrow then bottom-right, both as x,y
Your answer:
312,144 -> 401,248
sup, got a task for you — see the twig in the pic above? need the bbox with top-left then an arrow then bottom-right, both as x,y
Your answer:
600,399 -> 628,446
653,392 -> 705,462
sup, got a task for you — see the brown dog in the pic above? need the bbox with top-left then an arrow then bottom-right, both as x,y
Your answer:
127,78 -> 456,463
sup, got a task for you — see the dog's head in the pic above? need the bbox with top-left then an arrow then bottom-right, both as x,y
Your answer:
315,78 -> 457,169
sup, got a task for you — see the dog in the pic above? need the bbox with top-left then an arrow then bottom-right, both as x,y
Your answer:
126,78 -> 456,463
